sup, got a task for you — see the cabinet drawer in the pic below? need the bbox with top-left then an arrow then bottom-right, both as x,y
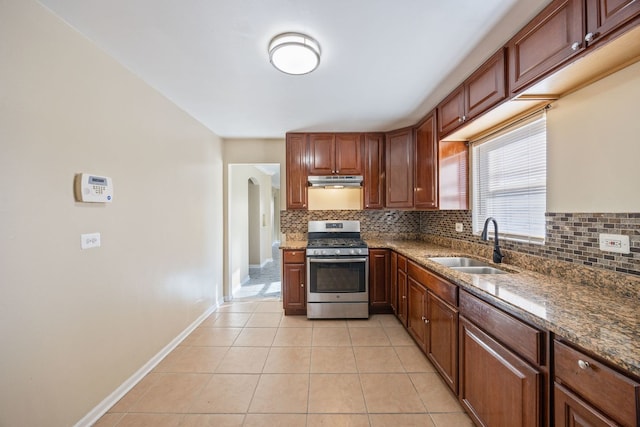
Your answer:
283,250 -> 305,263
459,291 -> 544,365
407,262 -> 457,306
554,340 -> 640,427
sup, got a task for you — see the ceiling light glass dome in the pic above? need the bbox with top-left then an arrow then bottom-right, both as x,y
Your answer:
268,32 -> 321,75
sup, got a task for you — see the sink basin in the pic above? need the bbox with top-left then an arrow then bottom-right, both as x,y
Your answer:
428,257 -> 492,268
428,257 -> 508,274
451,266 -> 507,275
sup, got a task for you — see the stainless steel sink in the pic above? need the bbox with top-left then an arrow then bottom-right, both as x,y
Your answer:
428,257 -> 508,274
428,257 -> 492,268
450,266 -> 507,275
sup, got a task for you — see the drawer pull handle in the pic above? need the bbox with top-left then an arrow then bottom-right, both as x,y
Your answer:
578,360 -> 590,370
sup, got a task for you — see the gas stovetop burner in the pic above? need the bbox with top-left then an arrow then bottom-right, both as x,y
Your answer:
307,238 -> 367,248
306,220 -> 368,256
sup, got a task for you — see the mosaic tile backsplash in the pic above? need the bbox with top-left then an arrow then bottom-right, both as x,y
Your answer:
281,209 -> 640,277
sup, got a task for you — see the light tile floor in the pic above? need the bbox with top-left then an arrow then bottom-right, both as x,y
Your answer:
95,298 -> 473,427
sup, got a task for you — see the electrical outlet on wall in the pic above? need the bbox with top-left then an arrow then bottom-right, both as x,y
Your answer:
599,233 -> 630,254
455,223 -> 464,232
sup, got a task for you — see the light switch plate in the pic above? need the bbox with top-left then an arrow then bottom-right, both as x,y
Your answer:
598,233 -> 630,254
81,233 -> 101,249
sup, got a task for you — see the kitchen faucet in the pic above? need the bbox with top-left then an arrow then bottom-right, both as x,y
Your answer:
481,217 -> 505,264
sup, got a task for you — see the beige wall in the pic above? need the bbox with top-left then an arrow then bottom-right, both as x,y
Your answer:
228,165 -> 275,292
547,60 -> 640,212
0,2 -> 223,426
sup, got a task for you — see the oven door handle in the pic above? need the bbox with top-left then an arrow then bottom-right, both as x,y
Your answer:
307,257 -> 368,264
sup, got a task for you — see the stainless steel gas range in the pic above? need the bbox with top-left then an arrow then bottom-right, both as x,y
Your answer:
305,220 -> 369,319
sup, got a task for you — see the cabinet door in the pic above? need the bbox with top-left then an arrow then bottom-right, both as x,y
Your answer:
390,252 -> 398,314
397,267 -> 408,327
465,47 -> 507,120
282,262 -> 306,315
508,0 -> 584,95
585,0 -> 640,47
459,317 -> 542,427
554,383 -> 618,427
437,84 -> 465,137
407,278 -> 427,352
308,133 -> 335,175
369,249 -> 392,314
427,292 -> 458,393
385,128 -> 414,208
335,133 -> 363,175
363,133 -> 385,209
414,113 -> 438,209
286,133 -> 308,210
438,141 -> 468,210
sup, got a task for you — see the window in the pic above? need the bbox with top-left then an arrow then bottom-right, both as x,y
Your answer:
472,112 -> 547,243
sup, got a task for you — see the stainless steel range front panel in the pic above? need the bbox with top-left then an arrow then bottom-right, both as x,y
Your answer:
306,302 -> 369,319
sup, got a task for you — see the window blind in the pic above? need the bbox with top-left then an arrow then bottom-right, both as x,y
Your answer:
472,112 -> 547,243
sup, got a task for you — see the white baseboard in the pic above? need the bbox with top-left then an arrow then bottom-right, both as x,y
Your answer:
73,303 -> 219,427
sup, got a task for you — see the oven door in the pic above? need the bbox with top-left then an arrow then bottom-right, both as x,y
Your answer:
306,257 -> 369,303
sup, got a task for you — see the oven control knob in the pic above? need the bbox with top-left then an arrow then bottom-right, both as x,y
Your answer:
335,249 -> 341,255
321,250 -> 327,255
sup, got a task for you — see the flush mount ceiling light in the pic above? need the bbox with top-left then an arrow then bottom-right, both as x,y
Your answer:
268,32 -> 321,75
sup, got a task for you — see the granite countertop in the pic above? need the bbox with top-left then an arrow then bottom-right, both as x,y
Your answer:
281,238 -> 640,377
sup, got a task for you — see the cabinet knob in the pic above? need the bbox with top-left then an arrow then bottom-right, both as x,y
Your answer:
571,42 -> 581,51
462,115 -> 466,122
421,316 -> 425,321
402,296 -> 407,300
458,116 -> 463,123
584,32 -> 595,43
578,359 -> 590,370
300,283 -> 304,288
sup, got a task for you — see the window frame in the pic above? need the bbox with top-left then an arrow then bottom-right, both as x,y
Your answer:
471,111 -> 547,245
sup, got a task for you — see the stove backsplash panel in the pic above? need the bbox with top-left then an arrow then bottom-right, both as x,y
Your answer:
280,210 -> 421,240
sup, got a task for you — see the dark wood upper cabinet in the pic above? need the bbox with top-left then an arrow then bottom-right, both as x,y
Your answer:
285,133 -> 308,210
414,113 -> 438,209
465,47 -> 508,120
308,133 -> 335,175
438,141 -> 468,210
508,0 -> 585,95
437,85 -> 465,137
585,0 -> 640,47
308,133 -> 362,175
437,48 -> 507,138
335,134 -> 363,175
385,128 -> 414,208
363,133 -> 385,209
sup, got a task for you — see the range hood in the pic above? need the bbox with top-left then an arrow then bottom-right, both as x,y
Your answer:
308,175 -> 363,188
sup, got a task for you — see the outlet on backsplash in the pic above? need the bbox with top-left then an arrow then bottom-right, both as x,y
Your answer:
455,223 -> 464,232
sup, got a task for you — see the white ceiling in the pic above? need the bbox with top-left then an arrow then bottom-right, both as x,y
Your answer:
38,0 -> 550,139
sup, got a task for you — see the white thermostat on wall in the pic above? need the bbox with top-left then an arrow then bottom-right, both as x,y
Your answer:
74,173 -> 113,203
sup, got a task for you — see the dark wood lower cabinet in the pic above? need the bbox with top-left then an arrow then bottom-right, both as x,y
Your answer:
427,292 -> 458,393
407,277 -> 427,351
396,255 -> 408,327
282,250 -> 306,315
459,317 -> 542,427
554,383 -> 618,427
368,249 -> 392,314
